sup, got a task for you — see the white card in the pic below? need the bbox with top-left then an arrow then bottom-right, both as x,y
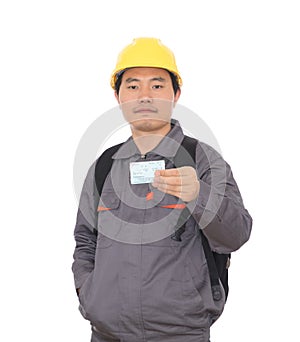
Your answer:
130,160 -> 165,184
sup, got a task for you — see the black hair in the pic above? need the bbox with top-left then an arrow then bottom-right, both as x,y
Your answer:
114,69 -> 180,95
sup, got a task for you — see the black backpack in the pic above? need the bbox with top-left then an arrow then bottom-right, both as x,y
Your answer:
94,135 -> 230,302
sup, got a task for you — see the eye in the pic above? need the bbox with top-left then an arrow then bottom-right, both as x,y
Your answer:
152,84 -> 163,89
127,85 -> 139,90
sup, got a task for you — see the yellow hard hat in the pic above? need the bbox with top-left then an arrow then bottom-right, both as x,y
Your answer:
110,37 -> 182,89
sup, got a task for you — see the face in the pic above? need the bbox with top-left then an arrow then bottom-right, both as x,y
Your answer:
115,67 -> 181,135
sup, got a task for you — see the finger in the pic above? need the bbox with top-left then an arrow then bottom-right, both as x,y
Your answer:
153,181 -> 195,193
155,168 -> 180,177
153,176 -> 183,186
154,185 -> 183,199
154,175 -> 195,188
153,182 -> 182,192
162,185 -> 199,202
155,167 -> 196,178
156,181 -> 198,195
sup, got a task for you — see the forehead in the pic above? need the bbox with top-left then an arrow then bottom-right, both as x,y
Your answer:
122,67 -> 171,80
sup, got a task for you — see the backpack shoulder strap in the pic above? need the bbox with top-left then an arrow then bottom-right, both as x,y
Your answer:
95,142 -> 123,197
173,135 -> 198,168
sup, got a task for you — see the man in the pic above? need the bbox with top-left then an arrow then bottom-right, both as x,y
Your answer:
72,38 -> 252,342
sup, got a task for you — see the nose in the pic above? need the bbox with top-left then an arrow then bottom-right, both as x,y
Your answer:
138,97 -> 152,104
138,88 -> 153,104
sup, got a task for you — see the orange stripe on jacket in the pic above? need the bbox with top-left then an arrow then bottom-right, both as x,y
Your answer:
146,192 -> 154,201
97,206 -> 112,212
160,204 -> 186,209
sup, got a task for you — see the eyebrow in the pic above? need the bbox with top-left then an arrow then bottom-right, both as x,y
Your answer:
125,77 -> 167,83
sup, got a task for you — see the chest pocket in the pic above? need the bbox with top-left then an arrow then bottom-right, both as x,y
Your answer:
97,191 -> 121,212
141,191 -> 193,247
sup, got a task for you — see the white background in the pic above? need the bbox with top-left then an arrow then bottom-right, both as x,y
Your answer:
0,0 -> 299,341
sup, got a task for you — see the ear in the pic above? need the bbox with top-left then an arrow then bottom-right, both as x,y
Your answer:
114,91 -> 120,104
173,88 -> 181,106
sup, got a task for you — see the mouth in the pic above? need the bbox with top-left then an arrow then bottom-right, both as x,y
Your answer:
133,107 -> 158,114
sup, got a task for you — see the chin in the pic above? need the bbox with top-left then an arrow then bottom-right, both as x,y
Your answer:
131,119 -> 169,132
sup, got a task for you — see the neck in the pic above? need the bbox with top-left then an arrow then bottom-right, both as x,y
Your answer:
131,123 -> 171,155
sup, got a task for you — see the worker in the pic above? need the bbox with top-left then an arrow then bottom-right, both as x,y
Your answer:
72,37 -> 252,342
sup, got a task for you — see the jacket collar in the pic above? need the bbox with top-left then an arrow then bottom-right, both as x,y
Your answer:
112,119 -> 185,160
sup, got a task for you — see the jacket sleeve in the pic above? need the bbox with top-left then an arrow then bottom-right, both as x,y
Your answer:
187,142 -> 252,254
72,162 -> 99,290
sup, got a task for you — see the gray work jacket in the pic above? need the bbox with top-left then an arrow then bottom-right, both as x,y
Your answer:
72,119 -> 252,342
